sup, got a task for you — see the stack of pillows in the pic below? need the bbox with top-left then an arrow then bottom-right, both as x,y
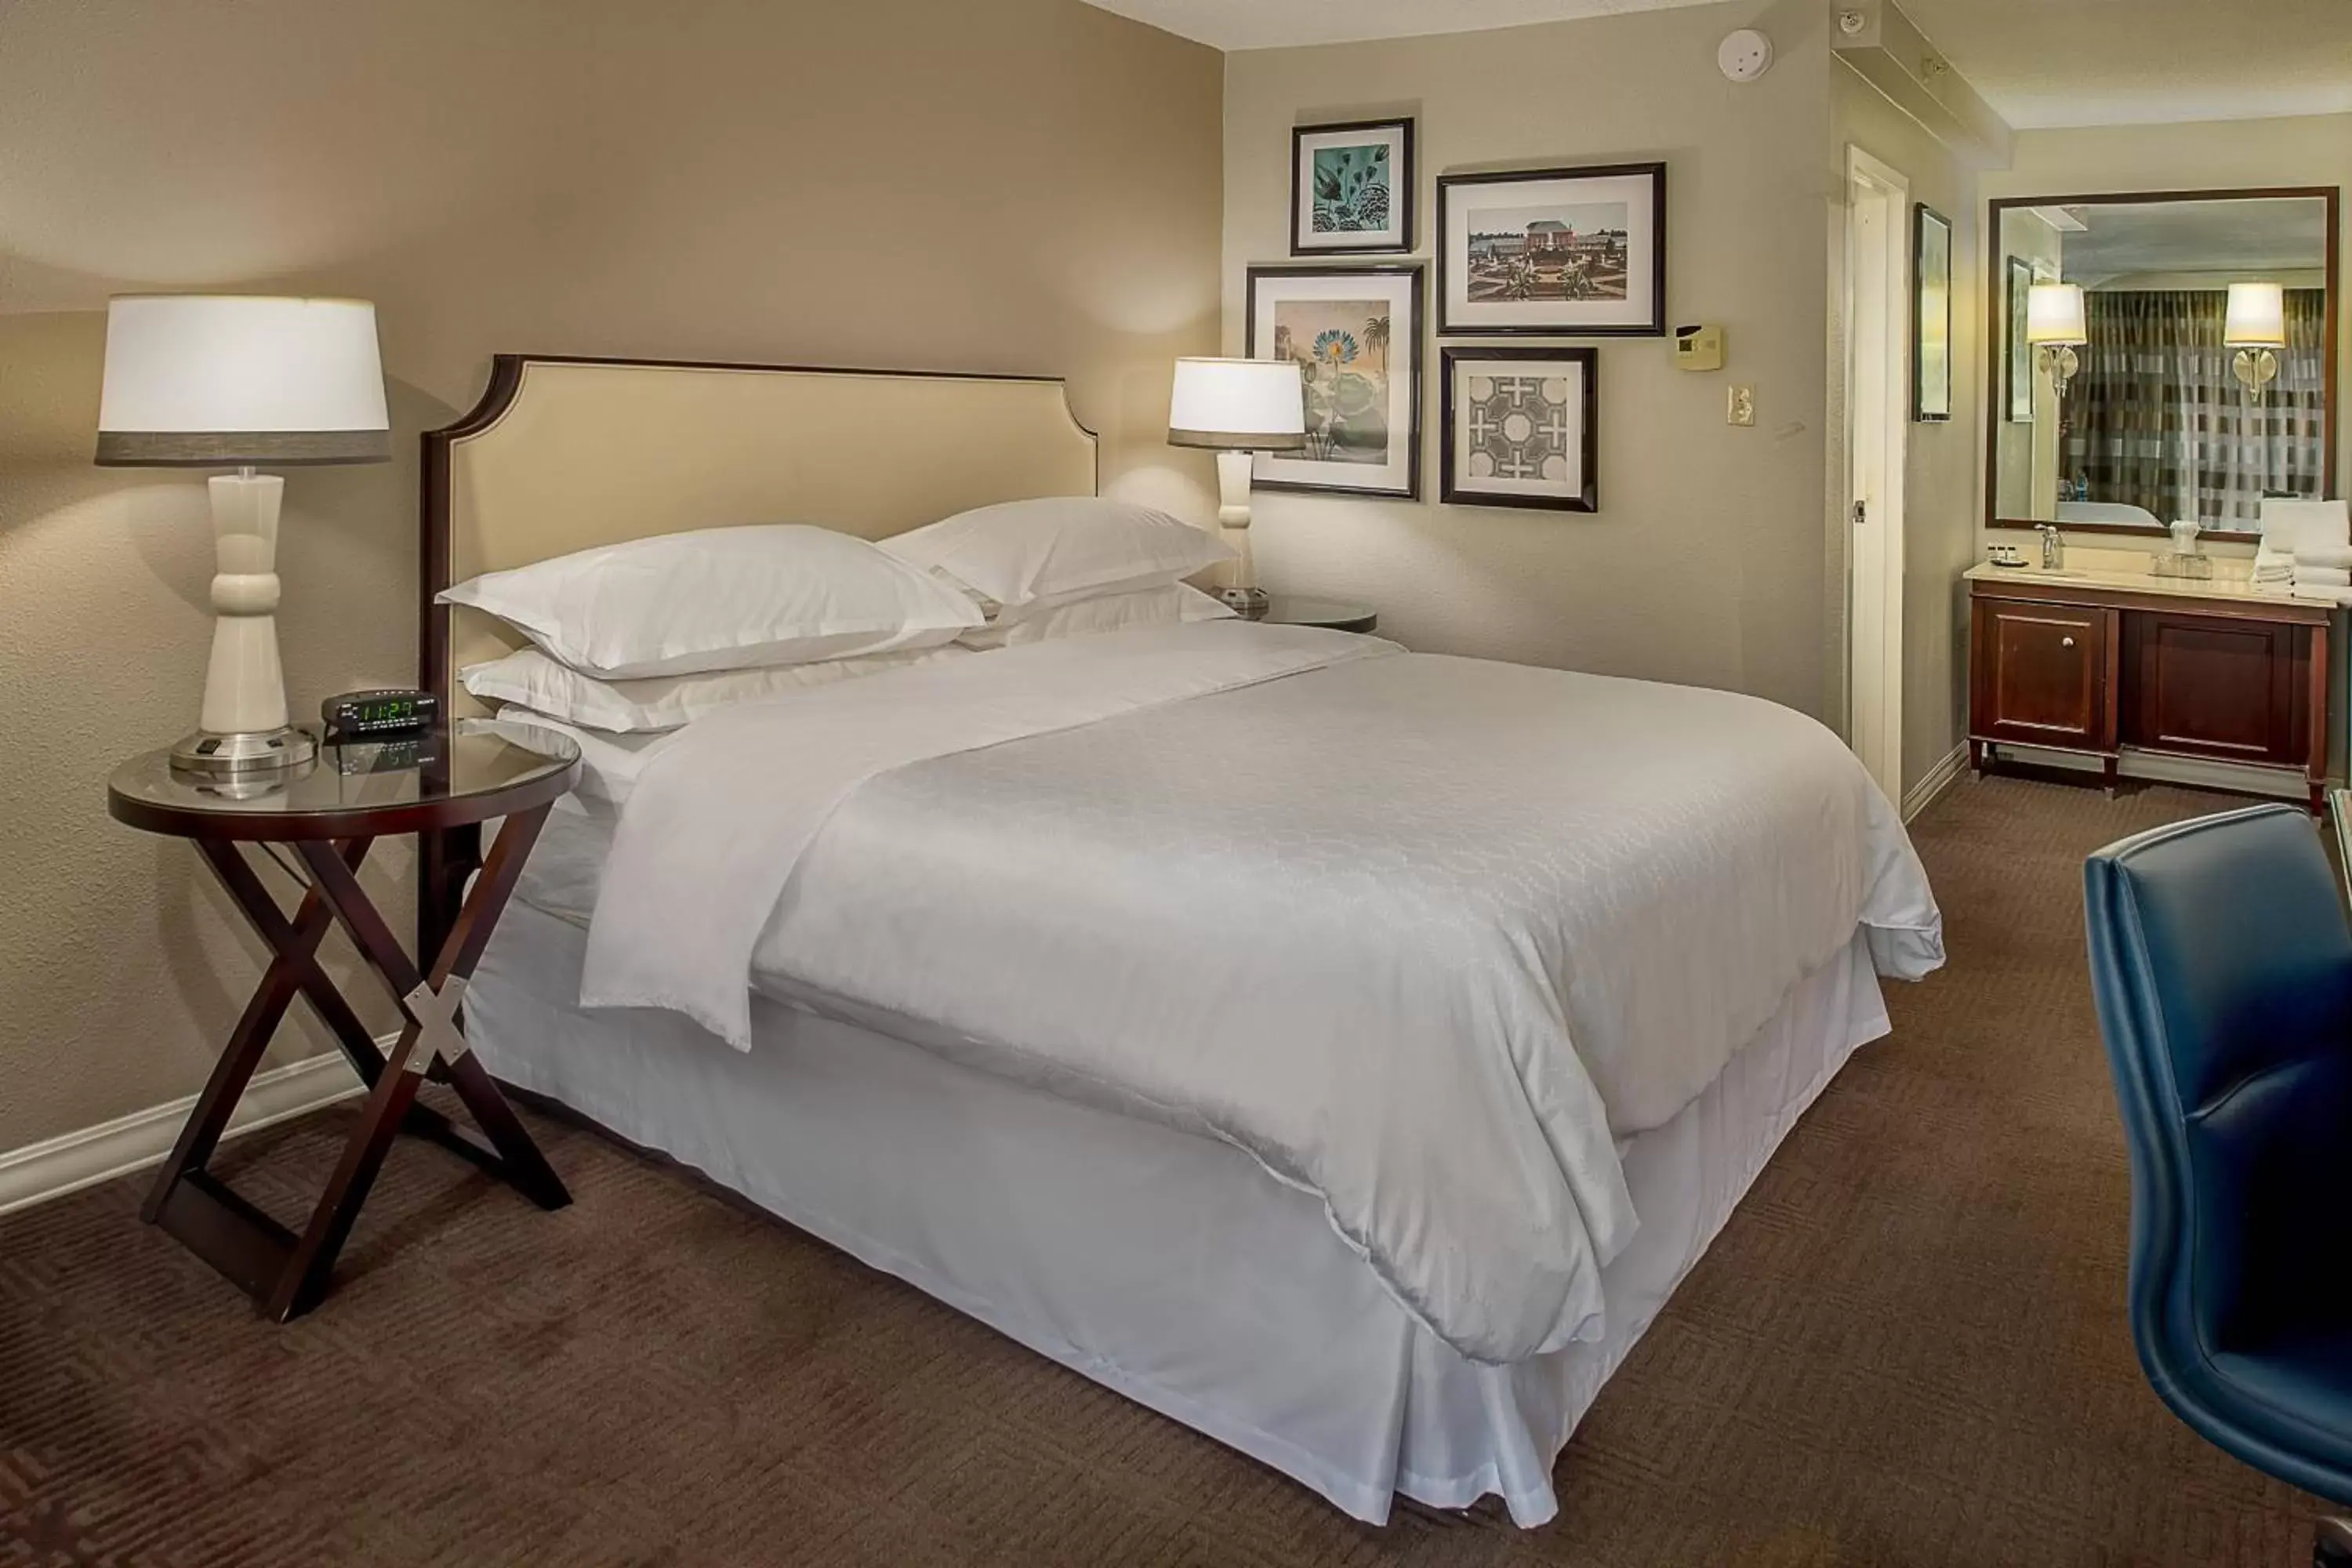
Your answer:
442,497 -> 1236,737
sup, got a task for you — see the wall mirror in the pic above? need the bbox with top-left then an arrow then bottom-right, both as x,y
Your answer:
1987,187 -> 2339,538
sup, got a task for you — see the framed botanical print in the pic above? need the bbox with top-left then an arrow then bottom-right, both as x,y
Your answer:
1290,118 -> 1414,255
2005,254 -> 2036,423
1913,203 -> 1953,422
1436,162 -> 1665,336
1439,346 -> 1598,512
1244,263 -> 1425,500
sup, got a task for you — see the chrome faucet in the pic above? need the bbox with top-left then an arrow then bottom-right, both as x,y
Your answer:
2036,524 -> 2064,571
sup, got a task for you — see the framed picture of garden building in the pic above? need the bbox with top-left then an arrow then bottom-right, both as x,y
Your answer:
1243,263 -> 1425,500
1290,118 -> 1414,255
1436,162 -> 1666,336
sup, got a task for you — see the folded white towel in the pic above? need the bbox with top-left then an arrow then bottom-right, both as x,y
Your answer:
2296,543 -> 2352,571
2254,548 -> 2296,581
2296,564 -> 2352,588
2262,499 -> 2351,557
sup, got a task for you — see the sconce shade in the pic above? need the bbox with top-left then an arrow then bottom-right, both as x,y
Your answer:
1168,358 -> 1307,451
2224,281 -> 2288,349
2025,283 -> 2088,347
96,295 -> 391,466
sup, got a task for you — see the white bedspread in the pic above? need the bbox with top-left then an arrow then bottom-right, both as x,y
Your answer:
585,622 -> 1942,1364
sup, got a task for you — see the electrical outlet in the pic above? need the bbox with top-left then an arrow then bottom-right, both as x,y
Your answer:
1727,385 -> 1756,426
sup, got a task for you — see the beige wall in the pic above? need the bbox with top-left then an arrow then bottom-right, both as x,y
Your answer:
1980,112 -> 2352,556
1828,66 -> 1983,797
1221,0 -> 1840,721
0,0 -> 1224,1153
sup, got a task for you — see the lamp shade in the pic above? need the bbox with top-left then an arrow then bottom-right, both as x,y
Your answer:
96,295 -> 391,466
2025,283 -> 2088,347
1167,358 -> 1306,451
2224,281 -> 2288,348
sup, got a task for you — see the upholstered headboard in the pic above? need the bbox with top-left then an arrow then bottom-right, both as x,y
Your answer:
420,354 -> 1100,716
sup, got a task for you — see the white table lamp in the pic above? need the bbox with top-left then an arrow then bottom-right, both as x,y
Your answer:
1167,357 -> 1305,619
2225,281 -> 2287,397
2026,282 -> 2088,400
97,296 -> 390,775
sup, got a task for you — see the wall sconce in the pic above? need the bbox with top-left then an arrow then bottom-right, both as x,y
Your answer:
2225,281 -> 2286,398
2026,282 -> 2088,400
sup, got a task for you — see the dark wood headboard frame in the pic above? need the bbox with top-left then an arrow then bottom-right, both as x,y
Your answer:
1982,184 -> 2340,539
415,352 -> 1101,959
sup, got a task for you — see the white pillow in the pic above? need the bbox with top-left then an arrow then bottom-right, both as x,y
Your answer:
460,643 -> 970,733
438,524 -> 983,679
880,498 -> 1233,612
961,582 -> 1235,649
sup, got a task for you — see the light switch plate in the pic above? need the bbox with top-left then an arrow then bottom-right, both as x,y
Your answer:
1727,385 -> 1756,426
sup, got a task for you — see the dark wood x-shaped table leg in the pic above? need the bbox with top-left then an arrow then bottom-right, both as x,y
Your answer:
143,807 -> 569,1321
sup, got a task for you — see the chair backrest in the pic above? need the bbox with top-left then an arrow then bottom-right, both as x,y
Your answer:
2085,804 -> 2352,1499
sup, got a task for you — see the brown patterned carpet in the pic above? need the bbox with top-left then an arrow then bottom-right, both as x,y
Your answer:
0,773 -> 2332,1566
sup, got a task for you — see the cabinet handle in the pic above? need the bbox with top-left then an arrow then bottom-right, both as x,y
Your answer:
2062,636 -> 2076,648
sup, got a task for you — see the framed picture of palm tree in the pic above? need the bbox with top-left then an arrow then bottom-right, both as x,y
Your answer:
1243,263 -> 1425,500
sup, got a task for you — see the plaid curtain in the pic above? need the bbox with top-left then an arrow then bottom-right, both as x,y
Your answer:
2063,289 -> 2326,529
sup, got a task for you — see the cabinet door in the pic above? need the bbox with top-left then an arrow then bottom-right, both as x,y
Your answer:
1971,598 -> 2111,749
2122,612 -> 2306,765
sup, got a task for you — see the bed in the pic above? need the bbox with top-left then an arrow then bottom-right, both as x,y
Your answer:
425,355 -> 1944,1527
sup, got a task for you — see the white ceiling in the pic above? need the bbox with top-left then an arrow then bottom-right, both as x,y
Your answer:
1080,0 -> 2352,130
1899,0 -> 2352,129
1076,0 -> 1720,53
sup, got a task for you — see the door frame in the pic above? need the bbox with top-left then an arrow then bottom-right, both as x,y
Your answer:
1843,145 -> 1911,804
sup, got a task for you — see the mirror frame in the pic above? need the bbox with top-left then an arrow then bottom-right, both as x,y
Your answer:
1984,185 -> 2341,538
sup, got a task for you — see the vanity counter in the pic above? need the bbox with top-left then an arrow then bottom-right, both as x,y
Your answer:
1969,562 -> 2332,810
1963,561 -> 2343,609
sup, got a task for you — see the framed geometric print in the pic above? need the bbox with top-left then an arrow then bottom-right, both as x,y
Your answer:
1439,346 -> 1598,513
1290,118 -> 1414,255
1245,263 -> 1425,500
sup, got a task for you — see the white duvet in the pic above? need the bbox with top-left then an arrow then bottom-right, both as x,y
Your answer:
583,622 -> 1943,1364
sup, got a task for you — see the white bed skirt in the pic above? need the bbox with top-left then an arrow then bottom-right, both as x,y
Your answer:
469,906 -> 1889,1527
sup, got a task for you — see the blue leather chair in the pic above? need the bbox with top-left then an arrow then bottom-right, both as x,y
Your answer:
2086,804 -> 2352,1563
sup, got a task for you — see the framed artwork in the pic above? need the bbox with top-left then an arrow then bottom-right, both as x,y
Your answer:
1435,162 -> 1665,336
2005,254 -> 2036,423
1913,203 -> 1953,422
1244,263 -> 1425,500
1290,118 -> 1414,255
1439,346 -> 1598,512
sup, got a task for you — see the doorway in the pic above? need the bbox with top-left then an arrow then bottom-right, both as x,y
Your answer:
1844,146 -> 1910,804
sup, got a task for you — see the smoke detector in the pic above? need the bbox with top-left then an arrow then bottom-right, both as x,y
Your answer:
1718,27 -> 1774,82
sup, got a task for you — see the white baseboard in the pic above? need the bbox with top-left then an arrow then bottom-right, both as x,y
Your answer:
0,1051 -> 368,1218
1902,744 -> 1968,822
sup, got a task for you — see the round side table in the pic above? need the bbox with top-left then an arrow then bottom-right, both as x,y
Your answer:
106,719 -> 581,1321
1259,596 -> 1378,634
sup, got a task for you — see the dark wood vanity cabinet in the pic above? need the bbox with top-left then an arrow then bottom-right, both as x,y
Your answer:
1969,577 -> 2332,809
1971,597 -> 2116,753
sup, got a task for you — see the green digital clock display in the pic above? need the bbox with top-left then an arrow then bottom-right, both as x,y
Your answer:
323,688 -> 439,739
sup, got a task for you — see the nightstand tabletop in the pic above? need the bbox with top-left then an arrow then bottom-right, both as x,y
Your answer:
108,719 -> 579,840
1260,596 -> 1378,634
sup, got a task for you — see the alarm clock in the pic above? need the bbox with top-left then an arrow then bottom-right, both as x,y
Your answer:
323,688 -> 440,739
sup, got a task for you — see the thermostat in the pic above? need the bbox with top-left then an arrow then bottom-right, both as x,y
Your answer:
1718,28 -> 1773,82
1674,324 -> 1725,372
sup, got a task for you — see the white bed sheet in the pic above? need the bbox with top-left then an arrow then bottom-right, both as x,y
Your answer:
470,901 -> 1890,1528
583,622 -> 1940,1366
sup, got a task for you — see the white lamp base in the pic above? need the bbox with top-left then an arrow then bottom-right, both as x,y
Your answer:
170,471 -> 315,777
1212,448 -> 1270,620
